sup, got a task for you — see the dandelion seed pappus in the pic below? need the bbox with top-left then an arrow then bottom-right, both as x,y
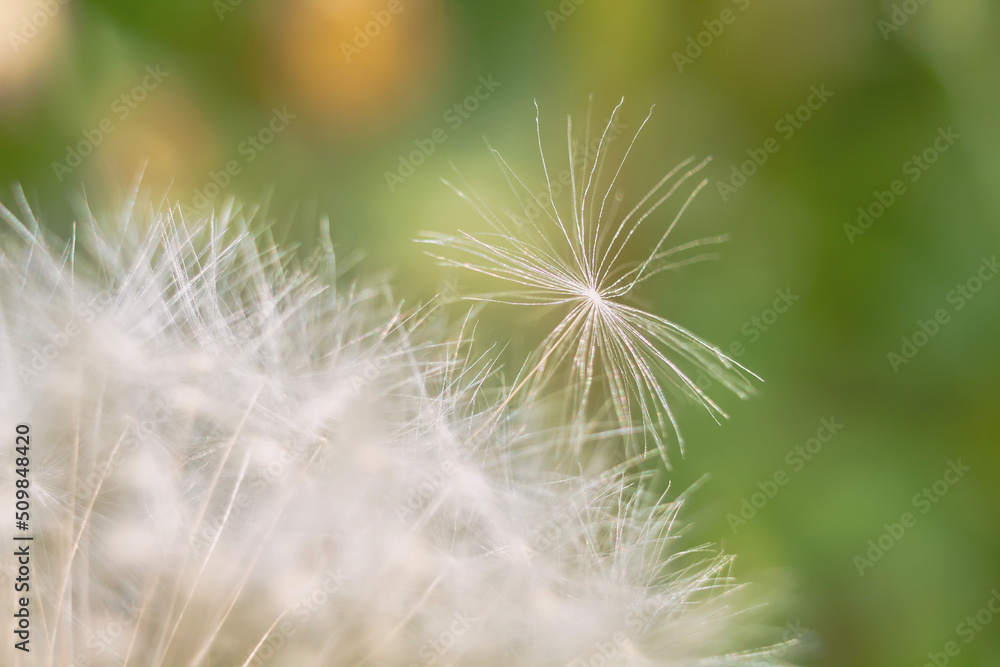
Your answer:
423,100 -> 759,463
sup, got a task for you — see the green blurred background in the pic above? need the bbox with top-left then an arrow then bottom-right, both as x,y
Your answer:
2,0 -> 998,665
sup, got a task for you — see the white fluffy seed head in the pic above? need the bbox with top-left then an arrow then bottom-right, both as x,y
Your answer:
0,177 -> 796,666
422,102 -> 761,464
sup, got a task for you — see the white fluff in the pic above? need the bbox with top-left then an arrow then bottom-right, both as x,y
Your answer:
0,122 -> 794,666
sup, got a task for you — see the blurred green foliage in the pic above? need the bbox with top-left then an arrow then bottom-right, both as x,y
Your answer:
2,1 -> 998,665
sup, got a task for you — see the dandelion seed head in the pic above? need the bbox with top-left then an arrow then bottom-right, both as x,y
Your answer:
0,176 -> 795,665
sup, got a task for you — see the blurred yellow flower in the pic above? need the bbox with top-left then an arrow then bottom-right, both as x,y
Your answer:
0,0 -> 69,110
261,0 -> 450,129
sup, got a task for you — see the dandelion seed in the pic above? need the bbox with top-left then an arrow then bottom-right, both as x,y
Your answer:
422,101 -> 760,463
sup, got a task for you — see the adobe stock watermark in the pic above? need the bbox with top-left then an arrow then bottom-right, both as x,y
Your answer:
16,286 -> 116,383
567,631 -> 629,667
7,0 -> 70,53
774,619 -> 810,659
877,0 -> 933,40
245,568 -> 350,666
562,600 -> 664,667
340,0 -> 413,62
436,276 -> 462,304
71,599 -> 143,666
384,75 -> 502,192
545,0 -> 587,31
73,397 -> 175,504
527,497 -> 590,555
405,610 -> 480,667
213,0 -> 245,21
693,287 -> 800,392
191,436 -> 311,555
345,351 -> 394,396
853,459 -> 969,576
921,588 -> 1000,667
672,0 -> 753,73
844,126 -> 959,244
716,84 -> 833,202
887,255 -> 998,372
51,66 -> 171,182
395,457 -> 467,524
730,287 -> 799,354
187,350 -> 391,555
188,107 -> 296,211
726,417 -> 844,534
